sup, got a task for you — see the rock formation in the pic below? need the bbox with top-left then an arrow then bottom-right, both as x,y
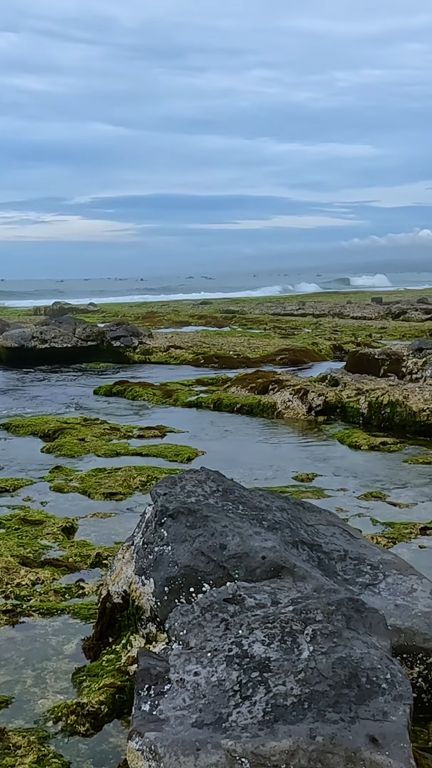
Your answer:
0,315 -> 152,366
89,469 -> 432,768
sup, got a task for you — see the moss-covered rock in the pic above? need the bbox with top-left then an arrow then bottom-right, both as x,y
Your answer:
368,520 -> 432,549
46,465 -> 179,501
358,491 -> 415,509
0,478 -> 34,495
292,472 -> 320,484
95,368 -> 432,438
1,416 -> 200,462
258,485 -> 330,500
358,491 -> 389,503
405,454 -> 432,465
334,428 -> 403,452
0,726 -> 70,767
0,507 -> 118,626
0,696 -> 12,712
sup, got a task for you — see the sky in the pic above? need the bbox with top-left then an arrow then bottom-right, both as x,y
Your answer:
0,0 -> 432,278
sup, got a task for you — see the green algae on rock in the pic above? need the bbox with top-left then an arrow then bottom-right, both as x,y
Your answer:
47,632 -> 141,738
258,485 -> 330,500
368,520 -> 432,549
0,478 -> 34,495
95,367 -> 432,437
46,465 -> 179,501
0,415 -> 199,462
333,428 -> 404,453
0,726 -> 71,768
0,507 -> 118,626
405,454 -> 432,465
358,491 -> 415,509
292,472 -> 320,484
0,696 -> 12,711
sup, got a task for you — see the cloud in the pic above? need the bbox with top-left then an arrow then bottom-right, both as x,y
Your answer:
1,0 -> 432,269
344,227 -> 432,247
190,215 -> 365,231
0,211 -> 141,241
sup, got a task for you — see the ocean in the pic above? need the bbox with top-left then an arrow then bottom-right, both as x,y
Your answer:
1,269 -> 432,308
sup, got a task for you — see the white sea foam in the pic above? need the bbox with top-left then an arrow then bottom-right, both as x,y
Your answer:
294,282 -> 322,293
2,285 -> 288,308
349,274 -> 392,288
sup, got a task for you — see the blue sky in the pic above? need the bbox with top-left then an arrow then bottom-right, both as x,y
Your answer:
0,0 -> 432,277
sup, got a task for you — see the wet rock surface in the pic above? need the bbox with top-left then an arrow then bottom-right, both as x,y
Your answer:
91,469 -> 432,767
346,343 -> 432,382
0,315 -> 152,366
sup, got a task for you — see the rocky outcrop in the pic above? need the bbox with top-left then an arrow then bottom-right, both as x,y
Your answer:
0,315 -> 152,366
89,469 -> 432,768
33,301 -> 98,318
346,342 -> 432,382
255,299 -> 432,322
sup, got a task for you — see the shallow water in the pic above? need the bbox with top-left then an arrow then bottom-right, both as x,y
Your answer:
0,360 -> 431,765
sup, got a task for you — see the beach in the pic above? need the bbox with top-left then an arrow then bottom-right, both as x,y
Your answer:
0,286 -> 432,765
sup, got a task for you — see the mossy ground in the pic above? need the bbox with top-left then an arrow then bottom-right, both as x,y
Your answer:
292,472 -> 320,483
258,485 -> 330,500
95,368 -> 432,441
2,289 -> 432,369
333,428 -> 403,453
1,416 -> 200,463
0,726 -> 71,768
46,465 -> 179,501
358,490 -> 415,509
0,697 -> 12,712
405,454 -> 432,465
0,507 -> 118,626
368,520 -> 432,549
0,478 -> 34,495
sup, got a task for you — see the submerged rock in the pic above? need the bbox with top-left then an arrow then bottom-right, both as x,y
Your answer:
0,315 -> 152,366
89,469 -> 432,767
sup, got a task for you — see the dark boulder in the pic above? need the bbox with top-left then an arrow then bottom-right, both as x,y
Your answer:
90,469 -> 432,768
371,296 -> 384,305
0,316 -> 151,366
345,347 -> 405,378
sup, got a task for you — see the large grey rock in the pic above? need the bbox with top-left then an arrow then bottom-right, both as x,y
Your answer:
0,316 -> 151,366
131,584 -> 414,768
90,469 -> 432,768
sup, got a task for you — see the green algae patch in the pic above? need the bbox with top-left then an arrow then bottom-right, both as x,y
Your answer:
0,507 -> 119,626
0,478 -> 34,495
358,491 -> 415,509
368,520 -> 432,549
0,696 -> 12,711
1,415 -> 191,461
358,490 -> 389,502
259,485 -> 330,500
405,454 -> 432,465
292,472 -> 320,484
0,726 -> 70,768
95,376 -> 279,419
46,465 -> 179,501
47,633 -> 140,738
333,428 -> 403,453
